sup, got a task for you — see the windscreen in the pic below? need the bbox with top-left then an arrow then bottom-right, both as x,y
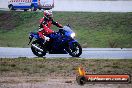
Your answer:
63,26 -> 73,33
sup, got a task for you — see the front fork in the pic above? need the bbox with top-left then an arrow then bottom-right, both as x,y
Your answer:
28,36 -> 33,45
63,39 -> 78,51
68,39 -> 78,49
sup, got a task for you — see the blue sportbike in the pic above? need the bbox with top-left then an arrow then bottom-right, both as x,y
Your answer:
28,25 -> 82,57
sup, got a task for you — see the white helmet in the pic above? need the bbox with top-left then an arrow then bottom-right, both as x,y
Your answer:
43,10 -> 53,19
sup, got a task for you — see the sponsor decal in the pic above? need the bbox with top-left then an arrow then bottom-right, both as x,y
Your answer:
76,66 -> 131,85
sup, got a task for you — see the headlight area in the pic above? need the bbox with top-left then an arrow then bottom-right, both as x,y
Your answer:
71,33 -> 75,38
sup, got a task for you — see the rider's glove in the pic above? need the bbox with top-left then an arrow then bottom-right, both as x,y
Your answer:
59,28 -> 63,33
38,28 -> 43,32
45,36 -> 50,41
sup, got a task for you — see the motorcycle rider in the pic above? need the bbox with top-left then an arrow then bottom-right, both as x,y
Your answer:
38,10 -> 63,42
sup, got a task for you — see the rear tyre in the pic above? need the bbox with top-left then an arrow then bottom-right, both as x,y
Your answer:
66,42 -> 82,57
31,40 -> 46,57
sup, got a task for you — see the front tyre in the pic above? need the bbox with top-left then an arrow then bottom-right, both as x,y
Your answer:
31,40 -> 46,57
66,42 -> 82,57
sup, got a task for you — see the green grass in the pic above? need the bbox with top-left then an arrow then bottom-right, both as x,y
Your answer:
0,11 -> 132,47
0,58 -> 132,77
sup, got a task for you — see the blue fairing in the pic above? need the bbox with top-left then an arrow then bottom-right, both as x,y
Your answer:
30,32 -> 40,39
69,40 -> 77,44
68,39 -> 78,49
48,27 -> 77,49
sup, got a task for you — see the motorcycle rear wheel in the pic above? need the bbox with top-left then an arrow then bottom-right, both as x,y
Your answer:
66,42 -> 82,57
31,40 -> 46,57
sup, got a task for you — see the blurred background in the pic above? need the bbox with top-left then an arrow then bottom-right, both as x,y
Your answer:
0,0 -> 132,12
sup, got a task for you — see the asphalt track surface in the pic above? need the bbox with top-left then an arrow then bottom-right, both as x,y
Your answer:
0,47 -> 132,59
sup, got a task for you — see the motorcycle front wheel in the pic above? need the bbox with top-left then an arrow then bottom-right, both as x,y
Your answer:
66,42 -> 82,57
31,40 -> 46,57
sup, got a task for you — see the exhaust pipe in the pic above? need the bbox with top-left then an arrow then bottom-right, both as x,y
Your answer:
31,44 -> 43,52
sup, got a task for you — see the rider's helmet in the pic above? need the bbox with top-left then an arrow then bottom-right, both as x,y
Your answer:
43,10 -> 53,20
